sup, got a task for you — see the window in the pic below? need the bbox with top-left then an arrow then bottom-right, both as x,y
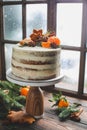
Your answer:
0,0 -> 47,76
0,0 -> 87,99
55,50 -> 80,92
26,4 -> 47,37
55,3 -> 82,92
57,3 -> 82,47
3,5 -> 22,40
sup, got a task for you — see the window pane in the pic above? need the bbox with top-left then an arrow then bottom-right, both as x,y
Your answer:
3,5 -> 22,40
3,0 -> 21,1
55,50 -> 80,91
27,0 -> 46,1
4,44 -> 15,71
26,4 -> 47,37
86,42 -> 87,48
84,53 -> 87,93
57,3 -> 82,47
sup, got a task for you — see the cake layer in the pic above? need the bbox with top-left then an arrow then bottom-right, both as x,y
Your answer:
12,59 -> 60,70
12,45 -> 60,63
12,66 -> 60,80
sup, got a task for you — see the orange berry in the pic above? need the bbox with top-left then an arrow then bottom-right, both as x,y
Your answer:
48,36 -> 60,45
41,41 -> 51,48
20,87 -> 30,96
58,99 -> 69,108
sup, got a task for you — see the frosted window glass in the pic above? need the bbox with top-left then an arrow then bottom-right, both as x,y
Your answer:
84,53 -> 87,93
4,44 -> 15,71
27,0 -> 45,1
57,3 -> 82,47
3,5 -> 22,40
3,0 -> 21,1
26,4 -> 47,37
55,50 -> 80,91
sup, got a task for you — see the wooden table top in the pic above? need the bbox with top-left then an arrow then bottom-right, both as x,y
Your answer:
0,92 -> 87,130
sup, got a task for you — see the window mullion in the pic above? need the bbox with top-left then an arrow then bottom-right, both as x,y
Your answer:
0,4 -> 2,79
0,4 -> 6,80
22,1 -> 26,39
78,1 -> 87,95
47,0 -> 56,32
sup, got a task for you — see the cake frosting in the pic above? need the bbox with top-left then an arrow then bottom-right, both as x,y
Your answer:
11,29 -> 61,80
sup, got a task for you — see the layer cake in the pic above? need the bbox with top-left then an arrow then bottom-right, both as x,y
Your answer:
11,29 -> 61,80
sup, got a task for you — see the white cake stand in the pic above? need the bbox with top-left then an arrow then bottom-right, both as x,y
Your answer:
6,68 -> 64,118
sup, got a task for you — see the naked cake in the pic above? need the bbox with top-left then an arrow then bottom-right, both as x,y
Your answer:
11,29 -> 61,80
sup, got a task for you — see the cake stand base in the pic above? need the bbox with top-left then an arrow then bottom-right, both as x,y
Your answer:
26,87 -> 44,118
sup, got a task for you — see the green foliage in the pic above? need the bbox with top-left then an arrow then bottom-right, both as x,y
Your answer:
58,104 -> 79,121
0,80 -> 26,119
49,92 -> 66,107
49,92 -> 81,121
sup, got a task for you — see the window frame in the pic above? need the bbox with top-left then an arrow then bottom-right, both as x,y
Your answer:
0,0 -> 87,99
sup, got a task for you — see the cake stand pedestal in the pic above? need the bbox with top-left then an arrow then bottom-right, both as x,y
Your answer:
6,69 -> 64,118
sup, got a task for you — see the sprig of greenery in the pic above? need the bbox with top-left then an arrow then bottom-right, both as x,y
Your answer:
58,104 -> 80,121
49,92 -> 66,107
0,80 -> 26,118
49,92 -> 82,121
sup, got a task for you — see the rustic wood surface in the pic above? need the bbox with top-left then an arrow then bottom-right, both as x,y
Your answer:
0,91 -> 87,130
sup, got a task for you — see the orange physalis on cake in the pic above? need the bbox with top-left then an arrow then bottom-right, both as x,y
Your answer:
41,36 -> 61,48
41,41 -> 51,48
48,36 -> 60,45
